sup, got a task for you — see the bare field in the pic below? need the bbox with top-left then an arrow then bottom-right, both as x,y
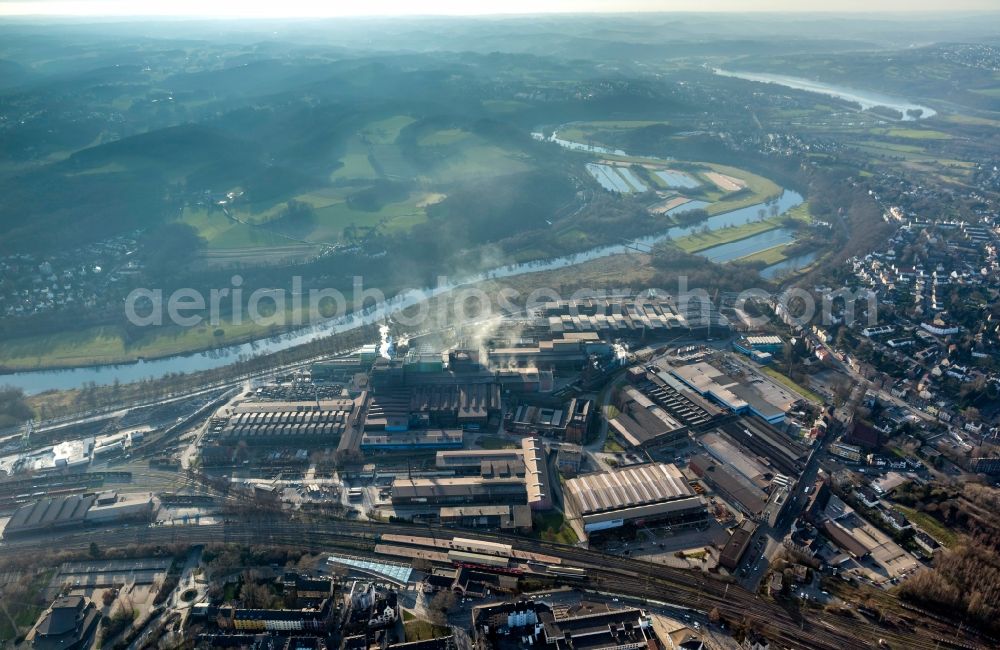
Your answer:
650,195 -> 693,214
703,171 -> 746,192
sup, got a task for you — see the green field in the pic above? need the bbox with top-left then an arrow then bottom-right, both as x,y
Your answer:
782,201 -> 814,223
481,99 -> 530,113
418,139 -> 530,182
0,308 -> 311,371
294,190 -> 431,242
176,113 -> 546,249
849,141 -> 930,161
591,153 -> 781,216
868,127 -> 952,140
176,116 -> 535,252
362,115 -> 416,144
182,188 -> 444,251
330,138 -> 379,181
0,569 -> 53,642
700,163 -> 782,214
404,621 -> 451,642
181,207 -> 295,249
556,120 -> 671,145
418,127 -> 470,146
533,510 -> 579,545
759,366 -> 824,405
738,244 -> 792,265
672,218 -> 783,254
894,505 -> 959,547
945,113 -> 1000,127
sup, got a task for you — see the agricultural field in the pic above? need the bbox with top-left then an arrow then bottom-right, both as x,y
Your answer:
362,115 -> 416,144
672,218 -> 785,254
868,127 -> 952,140
737,244 -> 793,266
330,137 -> 380,181
581,137 -> 780,219
850,140 -> 929,156
178,114 -> 536,255
419,138 -> 531,182
703,170 -> 746,192
480,99 -> 531,113
650,195 -> 695,214
0,308 -> 311,371
180,207 -> 296,249
200,245 -> 322,268
418,127 -> 469,146
653,169 -> 701,189
672,196 -> 810,255
555,120 -> 672,146
699,163 -> 782,215
0,278 -> 389,370
944,113 -> 1000,128
586,163 -> 647,193
781,201 -> 815,223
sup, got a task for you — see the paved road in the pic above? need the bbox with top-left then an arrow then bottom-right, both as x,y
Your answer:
733,413 -> 838,592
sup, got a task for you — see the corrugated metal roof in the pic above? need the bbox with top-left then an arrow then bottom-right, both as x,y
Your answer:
566,463 -> 693,515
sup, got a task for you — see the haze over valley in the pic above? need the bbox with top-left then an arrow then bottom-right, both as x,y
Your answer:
0,7 -> 999,650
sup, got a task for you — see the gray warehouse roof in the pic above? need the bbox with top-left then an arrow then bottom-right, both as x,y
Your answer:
5,494 -> 96,536
391,477 -> 526,500
565,463 -> 692,515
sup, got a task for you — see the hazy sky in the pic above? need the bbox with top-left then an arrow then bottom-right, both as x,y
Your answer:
1,0 -> 997,17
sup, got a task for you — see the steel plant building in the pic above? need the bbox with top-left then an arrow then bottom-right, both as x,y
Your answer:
563,463 -> 706,536
211,399 -> 357,446
392,437 -> 552,511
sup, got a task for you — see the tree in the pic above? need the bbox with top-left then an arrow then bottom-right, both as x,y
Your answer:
142,222 -> 205,276
0,386 -> 34,429
428,590 -> 457,625
708,607 -> 722,625
239,571 -> 271,609
206,583 -> 223,603
89,542 -> 102,559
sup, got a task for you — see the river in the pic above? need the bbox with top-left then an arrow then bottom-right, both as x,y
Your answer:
760,251 -> 819,280
1,133 -> 808,393
697,228 -> 795,264
714,69 -> 936,121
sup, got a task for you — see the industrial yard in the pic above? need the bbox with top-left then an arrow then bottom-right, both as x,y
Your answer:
0,285 -> 992,650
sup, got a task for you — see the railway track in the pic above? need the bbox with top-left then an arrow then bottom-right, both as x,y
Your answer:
4,516 -> 986,650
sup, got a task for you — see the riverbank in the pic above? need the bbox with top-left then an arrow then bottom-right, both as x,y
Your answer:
675,198 -> 811,256
673,217 -> 785,254
0,186 -> 803,376
713,68 -> 937,120
11,253 -> 653,407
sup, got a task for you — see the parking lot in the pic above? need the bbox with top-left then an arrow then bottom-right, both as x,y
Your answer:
591,516 -> 731,569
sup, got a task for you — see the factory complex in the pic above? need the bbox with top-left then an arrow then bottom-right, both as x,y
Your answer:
564,463 -> 707,535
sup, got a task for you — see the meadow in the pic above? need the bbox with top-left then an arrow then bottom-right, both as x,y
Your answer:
179,114 -> 534,253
